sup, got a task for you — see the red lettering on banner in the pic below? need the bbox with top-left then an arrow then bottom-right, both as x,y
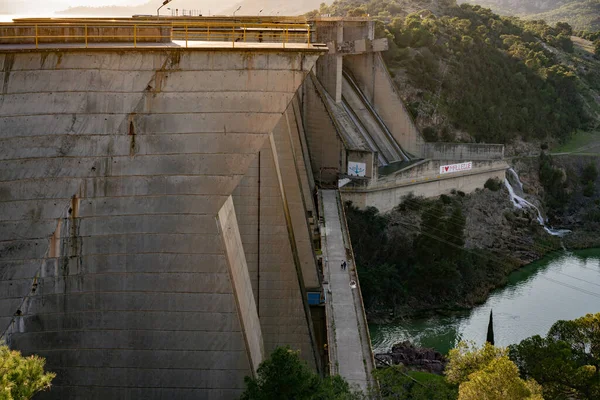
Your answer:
440,162 -> 473,175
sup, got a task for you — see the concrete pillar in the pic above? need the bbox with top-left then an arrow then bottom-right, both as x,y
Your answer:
217,196 -> 264,375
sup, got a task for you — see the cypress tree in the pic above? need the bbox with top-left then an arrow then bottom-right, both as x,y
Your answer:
486,309 -> 495,345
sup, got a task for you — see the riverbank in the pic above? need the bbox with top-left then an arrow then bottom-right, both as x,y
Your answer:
369,248 -> 600,355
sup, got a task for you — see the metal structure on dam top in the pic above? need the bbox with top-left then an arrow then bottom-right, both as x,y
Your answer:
0,17 -> 315,49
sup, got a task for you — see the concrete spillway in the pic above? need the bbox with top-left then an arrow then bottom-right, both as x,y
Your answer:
341,70 -> 409,164
0,47 -> 321,398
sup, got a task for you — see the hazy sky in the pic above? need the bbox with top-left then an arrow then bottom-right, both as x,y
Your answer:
6,0 -> 221,14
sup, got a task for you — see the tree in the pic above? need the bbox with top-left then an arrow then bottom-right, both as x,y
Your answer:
509,313 -> 600,399
0,344 -> 55,400
375,366 -> 457,399
539,152 -> 569,210
445,342 -> 506,385
240,346 -> 362,400
487,310 -> 495,346
548,313 -> 600,361
555,22 -> 573,36
581,163 -> 598,185
447,342 -> 543,400
458,357 -> 544,400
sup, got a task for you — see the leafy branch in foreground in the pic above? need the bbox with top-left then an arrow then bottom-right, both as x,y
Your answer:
0,344 -> 55,400
446,342 -> 543,400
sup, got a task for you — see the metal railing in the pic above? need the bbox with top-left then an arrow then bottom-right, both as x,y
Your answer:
0,20 -> 314,49
171,21 -> 312,48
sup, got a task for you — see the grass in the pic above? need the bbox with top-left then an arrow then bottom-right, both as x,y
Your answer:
572,36 -> 595,55
551,130 -> 600,154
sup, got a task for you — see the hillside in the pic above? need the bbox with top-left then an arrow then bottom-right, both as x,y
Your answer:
459,0 -> 573,15
306,0 -> 455,19
526,0 -> 600,32
314,0 -> 600,145
459,0 -> 600,32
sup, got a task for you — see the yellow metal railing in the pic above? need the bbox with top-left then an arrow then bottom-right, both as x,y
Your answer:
0,20 -> 314,49
171,22 -> 313,48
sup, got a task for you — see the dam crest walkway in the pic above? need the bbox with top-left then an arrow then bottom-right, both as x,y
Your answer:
321,189 -> 374,391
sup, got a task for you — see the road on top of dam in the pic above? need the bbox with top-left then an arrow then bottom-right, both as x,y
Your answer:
321,189 -> 374,392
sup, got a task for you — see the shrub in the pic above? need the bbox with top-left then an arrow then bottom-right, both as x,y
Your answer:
583,181 -> 595,197
440,194 -> 452,204
422,126 -> 438,141
581,163 -> 598,184
586,209 -> 600,222
484,178 -> 502,192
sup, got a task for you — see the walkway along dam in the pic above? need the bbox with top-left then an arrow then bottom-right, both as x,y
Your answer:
0,17 -> 507,398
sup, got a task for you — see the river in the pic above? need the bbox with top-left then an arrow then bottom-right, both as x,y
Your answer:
369,248 -> 600,355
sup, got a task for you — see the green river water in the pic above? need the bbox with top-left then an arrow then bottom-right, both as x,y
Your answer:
369,248 -> 600,355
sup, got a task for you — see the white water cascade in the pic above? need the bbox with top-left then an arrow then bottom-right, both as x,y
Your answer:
504,168 -> 571,237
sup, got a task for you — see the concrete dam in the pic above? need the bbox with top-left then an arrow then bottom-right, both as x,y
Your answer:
0,17 -> 507,398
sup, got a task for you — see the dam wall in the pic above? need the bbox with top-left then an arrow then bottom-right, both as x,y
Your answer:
0,47 -> 320,399
303,73 -> 345,184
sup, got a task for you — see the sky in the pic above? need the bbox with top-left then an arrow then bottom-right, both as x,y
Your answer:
1,0 -> 319,17
3,0 -> 222,14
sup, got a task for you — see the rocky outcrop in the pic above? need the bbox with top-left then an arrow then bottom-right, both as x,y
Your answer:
374,341 -> 447,374
463,185 -> 559,265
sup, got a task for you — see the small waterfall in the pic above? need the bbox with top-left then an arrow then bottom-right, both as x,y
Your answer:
507,168 -> 524,193
504,168 -> 571,237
